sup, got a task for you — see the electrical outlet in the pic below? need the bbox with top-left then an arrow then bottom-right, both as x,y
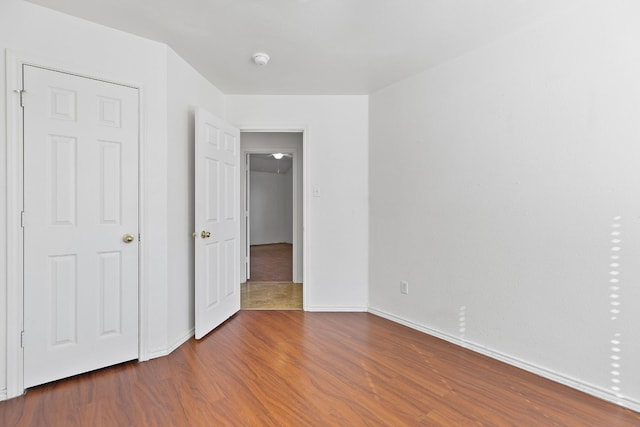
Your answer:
400,280 -> 409,295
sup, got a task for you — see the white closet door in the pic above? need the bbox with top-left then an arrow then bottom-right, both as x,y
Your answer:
23,65 -> 139,387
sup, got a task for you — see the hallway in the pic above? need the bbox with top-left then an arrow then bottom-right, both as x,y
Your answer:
241,243 -> 302,310
248,243 -> 292,282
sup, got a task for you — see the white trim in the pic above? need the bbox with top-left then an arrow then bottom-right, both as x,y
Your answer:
245,153 -> 251,281
291,148 -> 301,284
237,125 -> 310,311
307,306 -> 368,313
145,349 -> 171,361
145,328 -> 194,360
137,86 -> 150,362
168,328 -> 194,354
5,49 -> 25,399
4,49 -> 148,396
368,307 -> 640,413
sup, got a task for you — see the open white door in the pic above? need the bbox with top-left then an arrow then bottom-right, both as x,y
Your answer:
245,153 -> 251,280
194,108 -> 241,339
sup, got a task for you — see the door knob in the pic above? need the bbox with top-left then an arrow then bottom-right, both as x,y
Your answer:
201,230 -> 211,239
123,233 -> 135,243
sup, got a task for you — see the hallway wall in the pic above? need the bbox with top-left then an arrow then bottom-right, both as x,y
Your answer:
250,169 -> 293,245
166,48 -> 226,352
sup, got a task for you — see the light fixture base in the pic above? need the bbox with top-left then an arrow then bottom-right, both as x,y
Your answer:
252,52 -> 270,66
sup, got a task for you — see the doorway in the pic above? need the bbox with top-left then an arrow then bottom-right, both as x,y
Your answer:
240,132 -> 303,309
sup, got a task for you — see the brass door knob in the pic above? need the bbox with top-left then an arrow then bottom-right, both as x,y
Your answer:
201,230 -> 211,239
123,233 -> 135,243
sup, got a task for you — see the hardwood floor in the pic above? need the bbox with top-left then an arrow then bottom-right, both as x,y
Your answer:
249,243 -> 292,282
246,243 -> 302,309
1,311 -> 639,426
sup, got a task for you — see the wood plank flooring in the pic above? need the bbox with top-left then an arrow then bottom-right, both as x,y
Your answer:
2,311 -> 639,426
245,243 -> 302,309
249,243 -> 292,282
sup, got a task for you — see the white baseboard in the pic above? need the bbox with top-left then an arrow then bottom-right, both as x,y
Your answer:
368,307 -> 640,413
168,328 -> 195,354
145,328 -> 195,360
145,348 -> 168,360
0,389 -> 7,402
306,306 -> 368,312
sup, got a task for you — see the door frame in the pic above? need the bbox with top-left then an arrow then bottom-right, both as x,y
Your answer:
243,147 -> 301,283
239,126 -> 309,310
4,50 -> 147,399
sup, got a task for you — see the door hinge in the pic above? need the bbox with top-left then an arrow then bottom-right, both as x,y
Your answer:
15,89 -> 26,108
20,211 -> 25,228
20,331 -> 25,348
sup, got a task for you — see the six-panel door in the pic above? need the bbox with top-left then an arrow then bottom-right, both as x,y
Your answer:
23,65 -> 139,387
194,108 -> 240,339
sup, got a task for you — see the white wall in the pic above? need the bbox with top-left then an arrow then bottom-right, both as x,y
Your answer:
166,48 -> 225,350
250,170 -> 293,245
0,0 -> 225,398
228,97 -> 369,310
0,0 -> 164,397
369,1 -> 640,410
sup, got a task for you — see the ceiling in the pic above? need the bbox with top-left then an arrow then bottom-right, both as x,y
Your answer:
25,0 -> 580,95
250,154 -> 293,175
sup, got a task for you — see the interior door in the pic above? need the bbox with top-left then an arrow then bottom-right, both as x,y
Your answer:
23,65 -> 139,387
194,108 -> 241,339
245,153 -> 251,280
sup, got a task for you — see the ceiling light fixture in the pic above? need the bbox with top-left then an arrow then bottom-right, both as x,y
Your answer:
272,153 -> 284,159
252,52 -> 270,66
